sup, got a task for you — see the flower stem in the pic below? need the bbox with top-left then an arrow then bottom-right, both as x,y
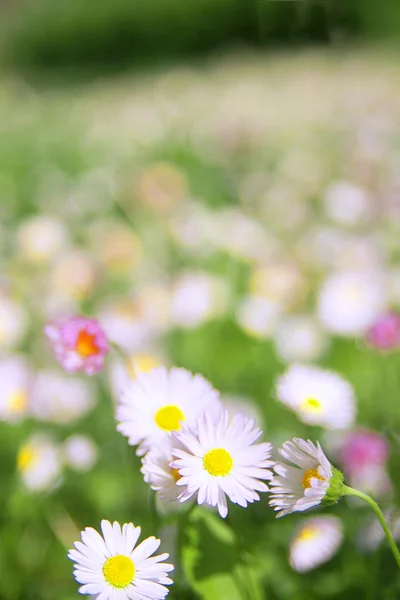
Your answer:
343,485 -> 400,569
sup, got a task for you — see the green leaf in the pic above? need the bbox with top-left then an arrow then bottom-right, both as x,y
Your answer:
181,508 -> 264,600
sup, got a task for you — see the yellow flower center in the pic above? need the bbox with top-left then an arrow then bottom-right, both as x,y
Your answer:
171,467 -> 182,482
300,397 -> 322,413
9,390 -> 28,413
76,330 -> 99,358
17,444 -> 37,472
154,405 -> 184,431
203,448 -> 233,476
103,555 -> 135,588
296,526 -> 318,542
302,468 -> 325,489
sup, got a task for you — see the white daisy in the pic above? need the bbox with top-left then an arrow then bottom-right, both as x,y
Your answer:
17,434 -> 63,492
116,367 -> 221,456
63,435 -> 98,472
29,370 -> 95,424
275,364 -> 356,429
269,438 -> 343,517
322,181 -> 372,226
141,437 -> 182,503
0,355 -> 32,423
317,271 -> 386,337
289,515 -> 343,572
17,215 -> 67,264
68,520 -> 173,600
273,315 -> 328,364
171,410 -> 274,518
236,295 -> 281,339
170,271 -> 228,329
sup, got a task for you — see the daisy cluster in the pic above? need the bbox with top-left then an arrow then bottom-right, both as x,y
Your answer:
117,366 -> 274,518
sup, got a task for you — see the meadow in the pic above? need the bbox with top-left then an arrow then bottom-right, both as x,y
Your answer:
1,47 -> 400,600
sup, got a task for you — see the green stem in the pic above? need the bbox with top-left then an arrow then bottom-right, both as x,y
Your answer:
343,485 -> 400,570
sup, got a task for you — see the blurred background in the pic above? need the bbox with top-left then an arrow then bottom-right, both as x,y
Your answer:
1,1 -> 400,599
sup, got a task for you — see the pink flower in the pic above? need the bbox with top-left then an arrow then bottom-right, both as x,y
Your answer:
338,429 -> 391,498
338,429 -> 388,476
366,312 -> 400,351
45,316 -> 109,375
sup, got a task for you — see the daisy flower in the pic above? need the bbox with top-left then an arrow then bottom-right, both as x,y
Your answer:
0,355 -> 32,423
269,438 -> 344,518
171,410 -> 274,518
116,367 -> 221,456
29,370 -> 95,424
317,270 -> 386,337
68,520 -> 173,600
45,316 -> 109,375
289,515 -> 343,572
141,438 -> 182,503
275,364 -> 356,429
17,434 -> 62,492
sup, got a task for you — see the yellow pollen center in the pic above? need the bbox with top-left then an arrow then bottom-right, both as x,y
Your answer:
301,397 -> 322,413
297,526 -> 319,543
9,390 -> 28,413
76,330 -> 99,358
154,405 -> 184,431
103,555 -> 135,588
302,468 -> 325,489
171,468 -> 182,482
203,448 -> 233,477
17,445 -> 37,472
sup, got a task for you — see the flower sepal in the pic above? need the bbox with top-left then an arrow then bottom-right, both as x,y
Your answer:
322,467 -> 344,506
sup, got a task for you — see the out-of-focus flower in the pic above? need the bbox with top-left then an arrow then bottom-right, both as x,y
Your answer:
141,438 -> 182,503
366,312 -> 400,350
63,435 -> 98,472
215,209 -> 273,262
249,263 -> 306,309
91,222 -> 143,275
0,355 -> 32,423
323,181 -> 373,226
30,370 -> 95,423
270,438 -> 343,518
358,507 -> 400,552
275,364 -> 356,429
170,272 -> 228,329
98,298 -> 155,353
290,516 -> 343,572
317,271 -> 386,336
68,520 -> 174,599
17,434 -> 62,492
349,465 -> 392,498
337,429 -> 391,498
137,162 -> 187,213
17,215 -> 67,264
116,367 -> 221,456
171,411 -> 273,518
108,353 -> 162,400
0,292 -> 28,350
45,316 -> 109,375
236,296 -> 281,339
50,250 -> 97,302
338,429 -> 388,475
274,315 -> 328,363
